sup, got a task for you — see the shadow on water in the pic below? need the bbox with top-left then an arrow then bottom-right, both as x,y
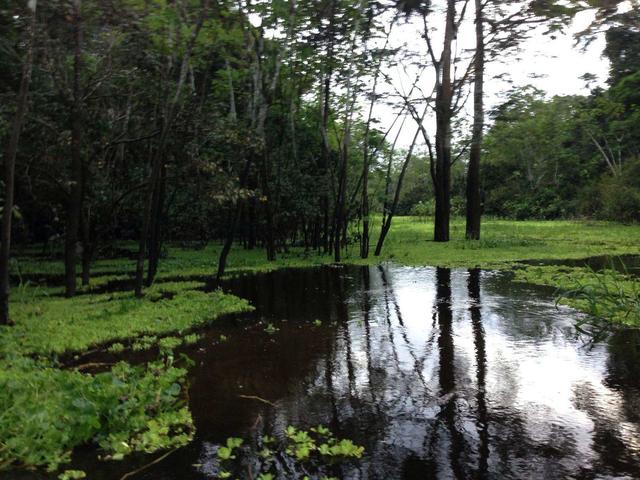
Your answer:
13,264 -> 640,480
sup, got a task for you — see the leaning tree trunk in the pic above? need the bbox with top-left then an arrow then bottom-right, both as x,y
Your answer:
0,0 -> 37,325
465,0 -> 484,240
65,0 -> 83,297
433,0 -> 455,243
374,126 -> 420,256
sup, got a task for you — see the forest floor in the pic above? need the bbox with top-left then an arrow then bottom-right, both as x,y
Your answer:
2,217 -> 640,475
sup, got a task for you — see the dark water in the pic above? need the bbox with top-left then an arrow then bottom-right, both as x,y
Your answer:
14,264 -> 640,480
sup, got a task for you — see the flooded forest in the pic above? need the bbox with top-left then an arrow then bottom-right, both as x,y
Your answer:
1,0 -> 640,479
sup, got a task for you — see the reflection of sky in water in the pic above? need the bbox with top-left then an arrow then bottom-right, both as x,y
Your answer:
21,264 -> 640,480
257,265 -> 640,479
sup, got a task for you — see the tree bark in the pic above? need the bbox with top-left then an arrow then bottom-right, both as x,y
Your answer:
432,0 -> 455,242
65,0 -> 83,297
0,0 -> 37,324
217,157 -> 253,280
146,162 -> 166,286
374,126 -> 420,256
466,0 -> 484,240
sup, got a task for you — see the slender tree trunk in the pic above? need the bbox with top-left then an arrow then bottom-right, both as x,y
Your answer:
146,162 -> 166,286
433,0 -> 455,243
134,0 -> 209,297
360,21 -> 395,259
374,127 -> 420,256
319,0 -> 337,254
0,0 -> 37,325
334,151 -> 347,262
360,104 -> 373,259
65,0 -> 83,297
217,157 -> 253,280
466,0 -> 484,240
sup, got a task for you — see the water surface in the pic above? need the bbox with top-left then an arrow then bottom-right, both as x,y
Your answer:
21,264 -> 640,479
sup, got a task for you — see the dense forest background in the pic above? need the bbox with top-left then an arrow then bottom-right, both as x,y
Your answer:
1,0 -> 639,308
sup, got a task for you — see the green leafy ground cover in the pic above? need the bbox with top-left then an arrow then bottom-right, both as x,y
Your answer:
1,279 -> 251,474
3,217 -> 640,475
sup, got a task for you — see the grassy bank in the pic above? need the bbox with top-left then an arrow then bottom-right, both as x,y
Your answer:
3,217 -> 640,475
14,217 -> 640,280
514,264 -> 640,327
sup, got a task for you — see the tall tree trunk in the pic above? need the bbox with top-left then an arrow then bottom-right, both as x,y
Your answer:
319,0 -> 337,255
360,20 -> 395,259
65,0 -> 83,297
433,0 -> 455,243
466,0 -> 484,240
334,143 -> 347,263
134,0 -> 209,297
0,0 -> 37,325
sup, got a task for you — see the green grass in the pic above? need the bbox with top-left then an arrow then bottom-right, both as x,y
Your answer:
14,218 -> 640,282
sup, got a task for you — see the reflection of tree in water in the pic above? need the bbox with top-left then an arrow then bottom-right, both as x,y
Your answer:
570,328 -> 640,475
199,265 -> 640,480
469,268 -> 488,479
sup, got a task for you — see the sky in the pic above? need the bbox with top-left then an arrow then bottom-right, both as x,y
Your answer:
373,6 -> 610,147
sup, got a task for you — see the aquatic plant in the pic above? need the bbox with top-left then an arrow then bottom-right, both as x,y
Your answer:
560,265 -> 640,326
264,323 -> 279,334
0,357 -> 193,472
212,425 -> 364,479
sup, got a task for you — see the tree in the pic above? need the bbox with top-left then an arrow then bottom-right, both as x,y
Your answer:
134,0 -> 211,297
465,0 -> 484,240
64,0 -> 83,297
0,0 -> 37,324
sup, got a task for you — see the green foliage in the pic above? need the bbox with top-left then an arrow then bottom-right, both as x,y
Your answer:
409,200 -> 434,220
217,437 -> 244,461
0,358 -> 193,471
264,323 -> 279,335
3,282 -> 252,357
58,471 -> 86,480
597,158 -> 640,223
0,272 -> 251,473
215,426 -> 364,479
